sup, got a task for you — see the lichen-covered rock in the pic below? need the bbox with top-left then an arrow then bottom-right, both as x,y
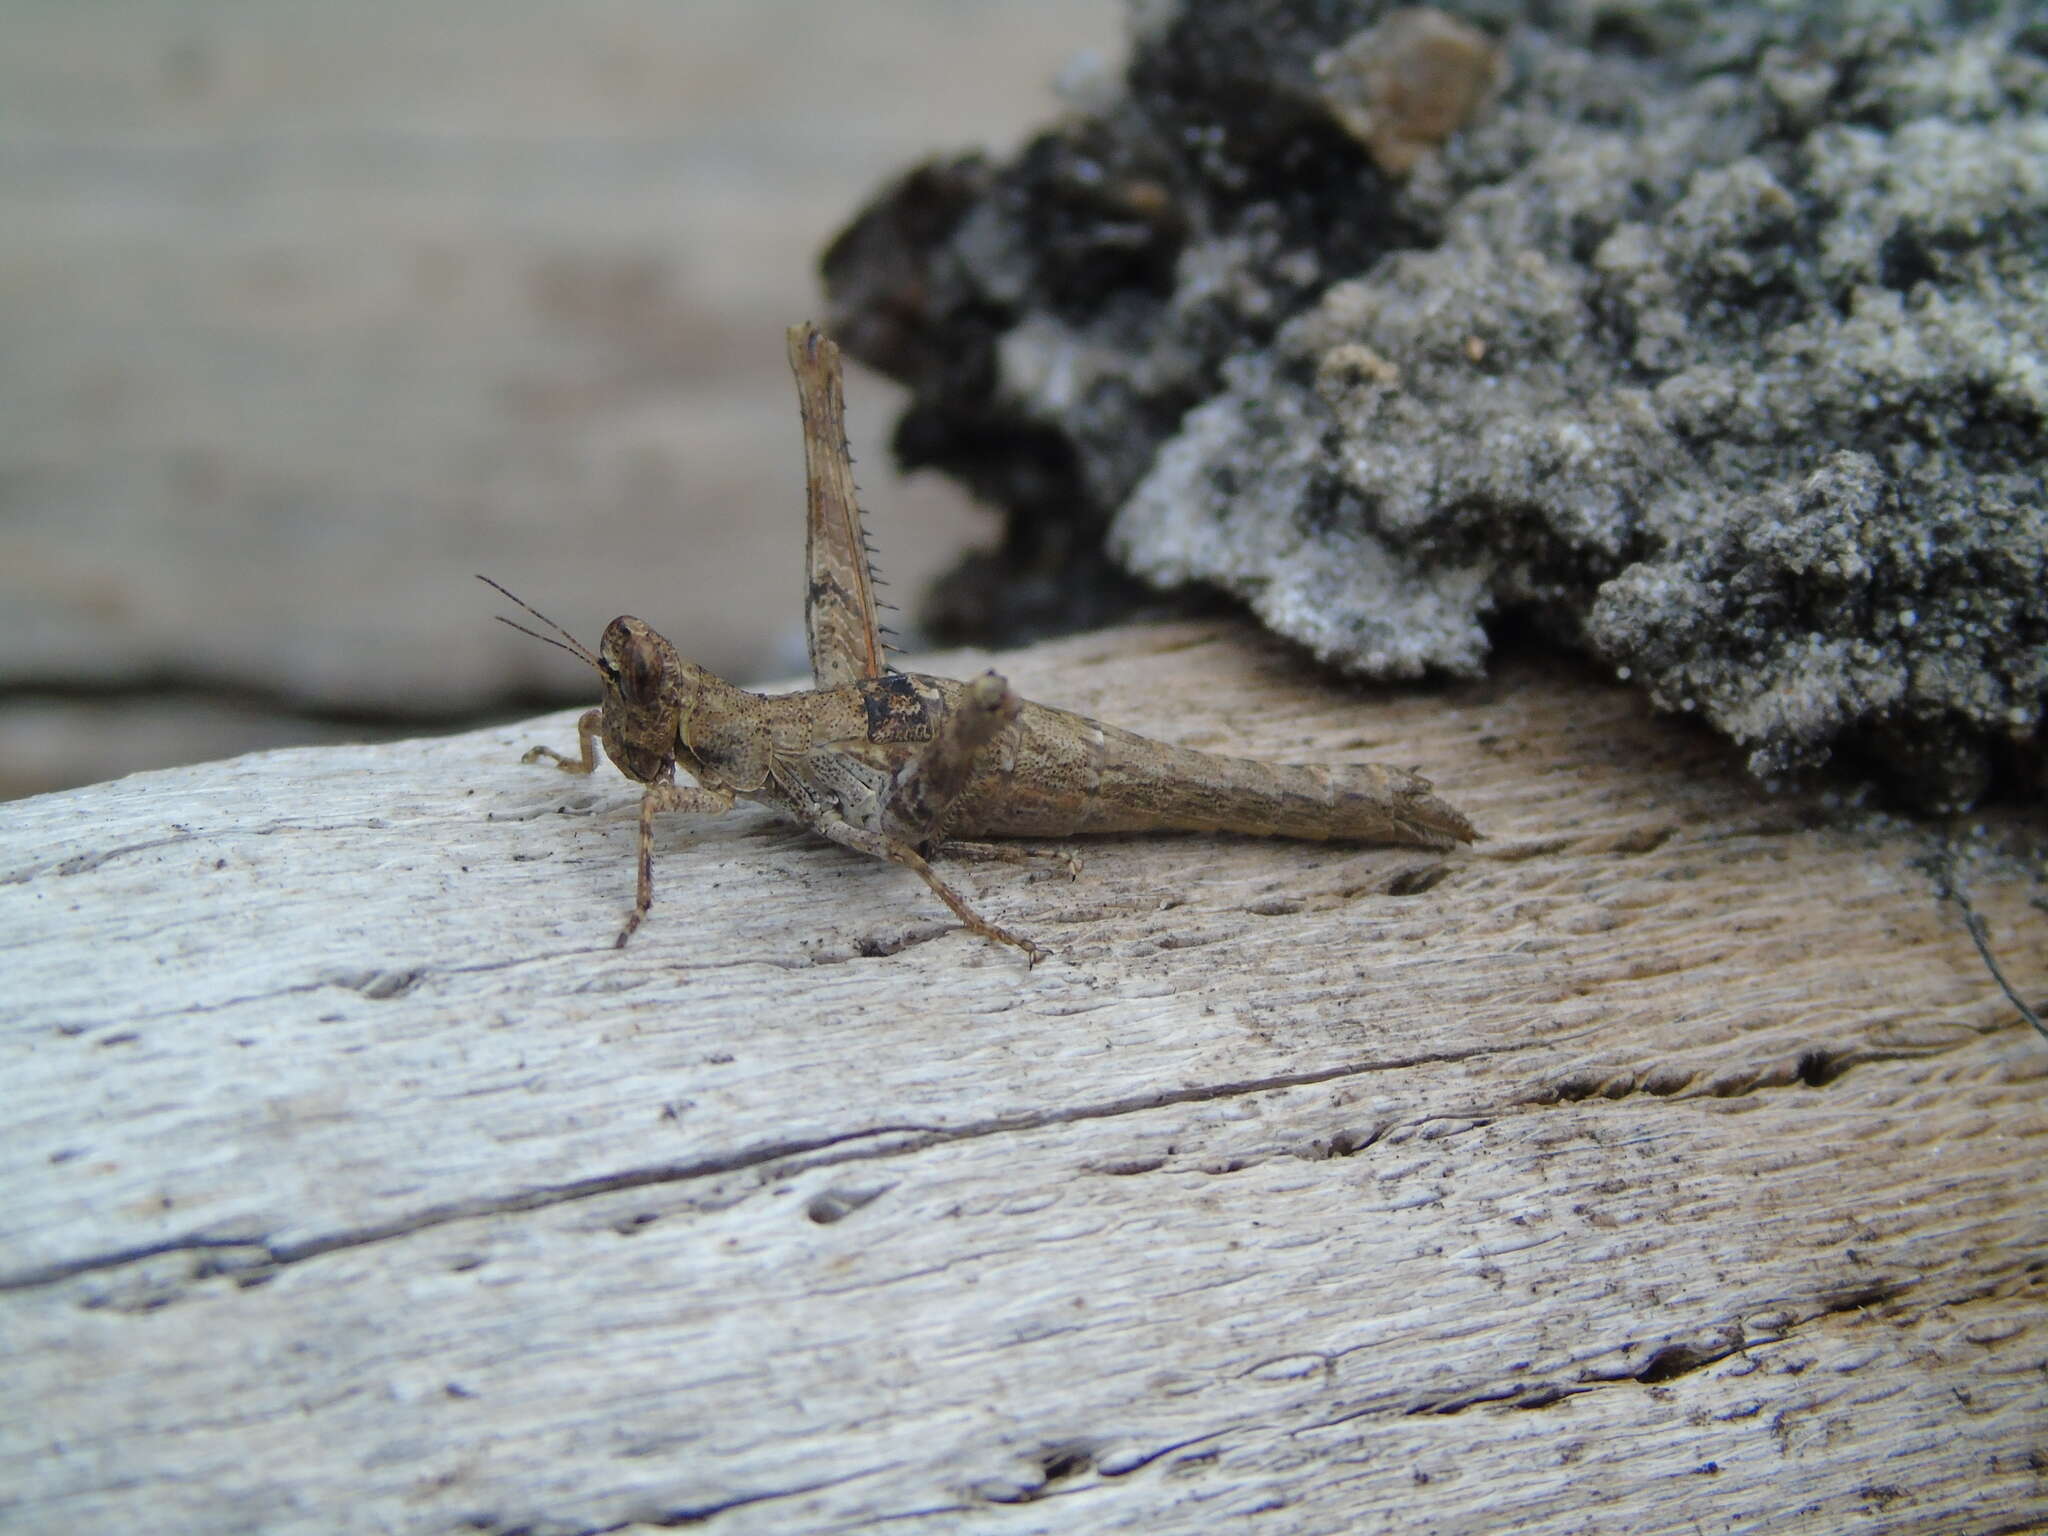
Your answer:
1589,452 -> 2045,808
823,0 -> 2048,808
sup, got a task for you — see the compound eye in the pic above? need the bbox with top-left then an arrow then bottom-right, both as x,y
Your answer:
618,631 -> 664,708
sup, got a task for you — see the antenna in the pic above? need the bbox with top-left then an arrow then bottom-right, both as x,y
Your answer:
477,575 -> 601,672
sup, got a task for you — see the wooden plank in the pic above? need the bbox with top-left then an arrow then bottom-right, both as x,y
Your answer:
2,622 -> 2043,1535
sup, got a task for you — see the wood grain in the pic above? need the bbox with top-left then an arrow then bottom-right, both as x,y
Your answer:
3,623 -> 2043,1535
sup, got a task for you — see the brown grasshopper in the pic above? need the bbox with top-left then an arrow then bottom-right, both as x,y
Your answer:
484,323 -> 1475,961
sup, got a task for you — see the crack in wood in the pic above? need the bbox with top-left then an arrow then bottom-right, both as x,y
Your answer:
4,816 -> 411,885
14,1012 -> 2010,1307
0,1038 -> 1536,1294
465,1461 -> 895,1534
1342,1272 -> 2047,1424
2,831 -> 204,884
1517,1039 -> 1974,1107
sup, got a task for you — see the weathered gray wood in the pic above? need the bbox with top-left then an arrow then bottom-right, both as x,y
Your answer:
3,623 -> 2043,1536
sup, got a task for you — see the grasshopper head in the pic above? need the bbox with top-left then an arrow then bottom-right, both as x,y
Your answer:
593,615 -> 694,784
481,575 -> 709,787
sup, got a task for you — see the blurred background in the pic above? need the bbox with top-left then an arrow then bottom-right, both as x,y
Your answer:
0,0 -> 1124,798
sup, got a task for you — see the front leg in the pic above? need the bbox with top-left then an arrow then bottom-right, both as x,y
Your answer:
516,712 -> 733,946
522,708 -> 603,775
812,816 -> 1047,965
618,779 -> 736,948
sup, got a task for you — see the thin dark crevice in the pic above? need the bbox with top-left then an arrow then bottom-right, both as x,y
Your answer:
1395,1332 -> 1760,1418
1521,1035 -> 1980,1110
1384,1275 -> 2008,1423
762,1040 -> 1529,1193
463,1463 -> 892,1535
1509,1384 -> 1582,1410
11,811 -> 521,892
0,1233 -> 269,1294
848,925 -> 956,961
1633,1337 -> 1746,1384
1818,1278 -> 1905,1315
1385,1282 -> 1950,1419
0,1037 -> 1537,1293
1408,1384 -> 1540,1416
1301,1273 -> 2048,1439
0,1125 -> 927,1291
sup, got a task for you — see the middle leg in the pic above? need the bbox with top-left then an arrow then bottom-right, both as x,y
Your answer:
933,840 -> 1083,881
879,670 -> 1021,846
811,815 -> 1047,963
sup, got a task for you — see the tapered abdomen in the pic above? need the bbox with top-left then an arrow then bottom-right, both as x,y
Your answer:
948,700 -> 1475,849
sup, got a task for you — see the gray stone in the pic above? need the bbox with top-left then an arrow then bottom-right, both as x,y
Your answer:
826,0 -> 2048,808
